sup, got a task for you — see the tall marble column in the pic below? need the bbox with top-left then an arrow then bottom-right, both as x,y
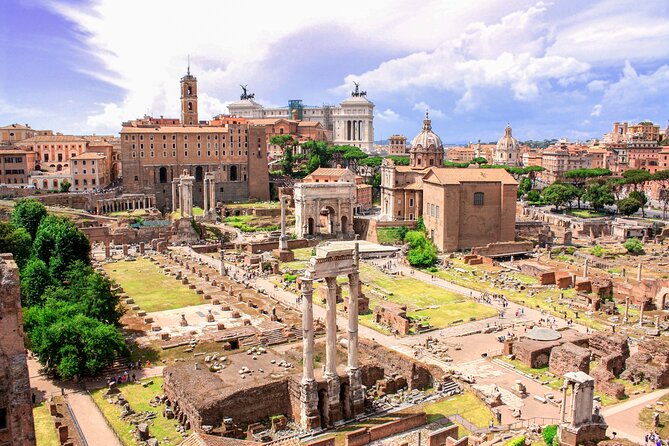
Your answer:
299,278 -> 319,429
324,276 -> 342,425
347,271 -> 364,415
203,177 -> 209,218
209,176 -> 216,214
279,196 -> 289,250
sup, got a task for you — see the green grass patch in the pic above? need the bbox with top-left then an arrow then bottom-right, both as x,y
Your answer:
376,227 -> 406,245
109,209 -> 152,217
640,392 -> 669,437
91,377 -> 187,446
169,207 -> 205,219
103,258 -> 204,312
224,215 -> 280,232
358,264 -> 497,330
567,209 -> 607,218
34,402 -> 60,446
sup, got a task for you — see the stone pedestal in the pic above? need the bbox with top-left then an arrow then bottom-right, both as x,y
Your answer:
122,244 -> 129,256
299,379 -> 320,430
139,242 -> 145,255
324,373 -> 342,427
273,248 -> 295,262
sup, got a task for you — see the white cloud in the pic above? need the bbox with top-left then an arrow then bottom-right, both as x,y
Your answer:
590,104 -> 602,117
376,108 -> 400,122
601,62 -> 669,108
340,2 -> 590,111
587,80 -> 608,92
412,102 -> 445,119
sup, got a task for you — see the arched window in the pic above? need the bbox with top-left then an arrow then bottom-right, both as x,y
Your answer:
229,165 -> 238,181
188,102 -> 193,111
187,85 -> 192,95
474,192 -> 484,206
159,166 -> 167,183
195,166 -> 203,182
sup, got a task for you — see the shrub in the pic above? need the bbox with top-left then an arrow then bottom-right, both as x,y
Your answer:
623,237 -> 644,255
405,230 -> 438,267
542,425 -> 558,445
505,436 -> 526,446
283,273 -> 297,283
426,266 -> 438,273
565,246 -> 576,255
590,245 -> 604,257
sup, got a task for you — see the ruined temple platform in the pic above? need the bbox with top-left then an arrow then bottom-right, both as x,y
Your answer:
317,240 -> 399,258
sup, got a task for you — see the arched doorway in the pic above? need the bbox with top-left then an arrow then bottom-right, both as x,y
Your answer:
319,206 -> 336,235
229,165 -> 238,181
341,215 -> 348,235
195,166 -> 203,182
307,217 -> 315,236
159,167 -> 167,183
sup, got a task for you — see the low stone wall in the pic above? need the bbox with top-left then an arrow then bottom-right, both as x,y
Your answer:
345,413 -> 427,446
243,239 -> 316,254
470,241 -> 533,257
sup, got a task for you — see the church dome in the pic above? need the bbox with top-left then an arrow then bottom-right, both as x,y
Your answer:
496,125 -> 519,153
410,112 -> 443,150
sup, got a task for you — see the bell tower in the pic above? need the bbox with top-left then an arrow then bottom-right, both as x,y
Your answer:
180,61 -> 198,125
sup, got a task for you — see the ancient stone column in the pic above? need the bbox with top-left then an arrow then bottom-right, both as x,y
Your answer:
279,196 -> 289,251
655,315 -> 660,330
104,244 -> 111,259
179,180 -> 185,218
139,242 -> 145,255
639,303 -> 645,327
325,276 -> 338,378
583,258 -> 589,277
208,174 -> 216,214
560,383 -> 568,423
302,278 -> 315,381
299,277 -> 319,429
624,297 -> 630,323
637,263 -> 642,281
324,276 -> 342,425
347,271 -> 364,416
203,177 -> 209,218
219,250 -> 225,276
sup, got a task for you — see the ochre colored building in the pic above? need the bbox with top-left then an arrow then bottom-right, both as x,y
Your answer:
71,152 -> 110,192
381,114 -> 518,252
120,70 -> 270,211
0,149 -> 36,185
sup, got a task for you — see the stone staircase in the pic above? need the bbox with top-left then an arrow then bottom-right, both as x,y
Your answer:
441,379 -> 462,396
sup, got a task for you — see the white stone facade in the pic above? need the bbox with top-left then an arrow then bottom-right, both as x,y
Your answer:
228,87 -> 374,151
294,182 -> 356,238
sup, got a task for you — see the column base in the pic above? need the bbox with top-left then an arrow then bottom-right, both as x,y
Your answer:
325,373 -> 342,426
273,248 -> 295,262
300,379 -> 319,430
347,367 -> 365,416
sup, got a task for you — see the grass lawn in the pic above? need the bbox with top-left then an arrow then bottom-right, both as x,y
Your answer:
225,201 -> 279,209
34,402 -> 59,446
223,215 -> 282,232
103,258 -> 204,312
91,377 -> 187,446
431,259 -> 610,331
567,209 -> 608,219
409,391 -> 495,427
169,207 -> 205,219
280,247 -> 314,271
376,227 -> 406,245
357,264 -> 497,329
110,209 -> 152,217
640,392 -> 669,437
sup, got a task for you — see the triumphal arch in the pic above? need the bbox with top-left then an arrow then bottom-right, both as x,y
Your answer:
294,182 -> 356,238
299,245 -> 364,428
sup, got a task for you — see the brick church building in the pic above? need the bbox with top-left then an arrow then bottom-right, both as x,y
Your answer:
380,113 -> 517,251
120,69 -> 269,212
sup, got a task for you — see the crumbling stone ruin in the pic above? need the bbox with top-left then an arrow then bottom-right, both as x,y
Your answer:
557,372 -> 608,446
0,253 -> 36,446
373,303 -> 410,335
622,338 -> 669,389
549,343 -> 591,376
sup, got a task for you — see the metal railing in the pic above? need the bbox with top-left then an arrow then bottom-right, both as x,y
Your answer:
64,400 -> 89,446
85,389 -> 126,446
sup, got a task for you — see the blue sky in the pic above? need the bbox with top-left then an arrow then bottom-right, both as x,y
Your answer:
1,0 -> 669,144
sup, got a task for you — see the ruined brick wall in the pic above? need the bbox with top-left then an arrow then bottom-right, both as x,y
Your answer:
589,333 -> 629,376
548,342 -> 590,376
0,254 -> 36,446
345,413 -> 427,446
428,425 -> 459,446
359,340 -> 437,389
372,304 -> 410,335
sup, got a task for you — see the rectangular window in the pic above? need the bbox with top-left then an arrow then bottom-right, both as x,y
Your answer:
474,192 -> 484,206
409,198 -> 414,208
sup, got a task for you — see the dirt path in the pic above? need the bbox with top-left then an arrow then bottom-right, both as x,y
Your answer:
66,391 -> 123,446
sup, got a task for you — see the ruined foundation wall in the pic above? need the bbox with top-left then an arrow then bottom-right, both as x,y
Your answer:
358,340 -> 437,389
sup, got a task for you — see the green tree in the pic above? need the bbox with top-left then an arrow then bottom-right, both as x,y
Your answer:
20,258 -> 53,307
342,146 -> 368,171
526,190 -> 542,203
0,222 -> 32,269
404,230 -> 438,267
583,183 -> 614,211
387,155 -> 410,166
541,183 -> 578,211
563,169 -> 612,208
518,178 -> 532,196
33,215 -> 91,280
653,170 -> 669,218
542,426 -> 558,446
622,169 -> 652,190
24,300 -> 127,379
623,237 -> 644,255
11,198 -> 47,239
59,181 -> 71,193
416,216 -> 425,231
617,197 -> 641,216
270,134 -> 298,177
628,190 -> 648,217
471,157 -> 488,167
301,140 -> 332,173
62,261 -> 124,325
